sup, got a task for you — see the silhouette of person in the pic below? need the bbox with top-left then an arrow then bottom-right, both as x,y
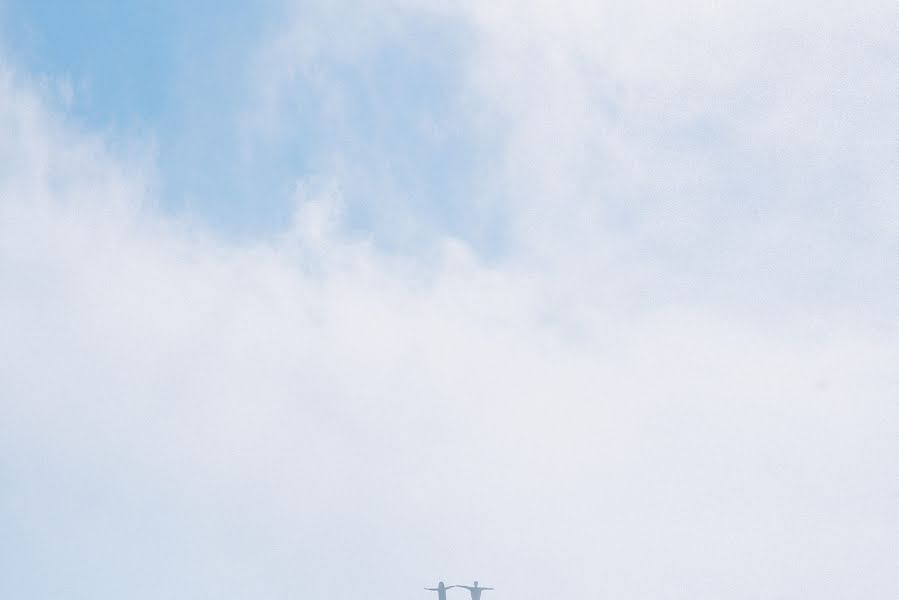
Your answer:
425,581 -> 456,600
458,581 -> 493,600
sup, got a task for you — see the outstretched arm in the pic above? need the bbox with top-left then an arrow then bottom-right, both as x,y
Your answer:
425,588 -> 437,591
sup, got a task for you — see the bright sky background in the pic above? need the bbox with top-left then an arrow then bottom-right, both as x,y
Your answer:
1,2 -> 897,599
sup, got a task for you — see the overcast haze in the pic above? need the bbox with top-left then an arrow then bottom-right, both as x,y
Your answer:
1,1 -> 897,599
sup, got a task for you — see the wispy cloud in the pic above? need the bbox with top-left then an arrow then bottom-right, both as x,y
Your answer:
1,2 -> 897,599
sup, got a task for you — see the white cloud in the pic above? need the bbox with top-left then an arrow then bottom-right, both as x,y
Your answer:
245,1 -> 898,316
1,3 -> 897,599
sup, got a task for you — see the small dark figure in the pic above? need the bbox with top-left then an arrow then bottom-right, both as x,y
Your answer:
425,581 -> 456,600
458,581 -> 493,600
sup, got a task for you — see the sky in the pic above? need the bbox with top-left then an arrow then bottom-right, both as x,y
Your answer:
0,1 -> 897,599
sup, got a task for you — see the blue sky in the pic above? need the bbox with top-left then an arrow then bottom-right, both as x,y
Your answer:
1,0 -> 486,243
2,1 -> 277,226
0,2 -> 897,599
